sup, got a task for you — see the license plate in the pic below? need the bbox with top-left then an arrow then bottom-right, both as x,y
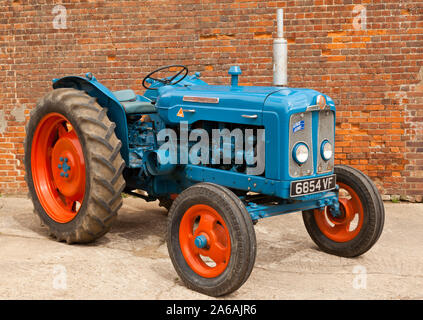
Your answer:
290,174 -> 336,197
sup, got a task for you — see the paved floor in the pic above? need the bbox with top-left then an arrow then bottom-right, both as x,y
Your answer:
0,196 -> 422,300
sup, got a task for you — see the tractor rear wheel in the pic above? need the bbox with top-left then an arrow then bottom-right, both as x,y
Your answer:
24,88 -> 126,243
302,165 -> 384,257
167,183 -> 256,296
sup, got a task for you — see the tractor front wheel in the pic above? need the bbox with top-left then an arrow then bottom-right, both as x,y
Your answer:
24,88 -> 126,243
302,164 -> 384,257
167,183 -> 256,296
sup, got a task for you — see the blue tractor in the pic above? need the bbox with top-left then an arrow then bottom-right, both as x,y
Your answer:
24,65 -> 384,296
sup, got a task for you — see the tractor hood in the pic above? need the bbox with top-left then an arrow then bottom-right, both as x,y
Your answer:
155,85 -> 335,125
263,87 -> 336,115
157,85 -> 280,110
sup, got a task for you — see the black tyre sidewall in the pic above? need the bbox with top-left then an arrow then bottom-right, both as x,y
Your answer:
343,165 -> 385,245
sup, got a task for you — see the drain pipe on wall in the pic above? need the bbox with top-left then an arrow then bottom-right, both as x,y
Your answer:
273,8 -> 288,86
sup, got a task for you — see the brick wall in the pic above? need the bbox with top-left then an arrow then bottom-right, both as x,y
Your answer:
0,0 -> 422,200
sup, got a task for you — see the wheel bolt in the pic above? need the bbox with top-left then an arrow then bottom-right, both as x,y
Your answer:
60,172 -> 65,177
194,235 -> 208,249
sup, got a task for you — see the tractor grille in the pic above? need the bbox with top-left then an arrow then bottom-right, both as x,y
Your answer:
289,110 -> 335,177
317,110 -> 335,173
289,112 -> 313,177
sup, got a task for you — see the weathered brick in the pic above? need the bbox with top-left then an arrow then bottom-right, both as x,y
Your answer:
0,0 -> 421,198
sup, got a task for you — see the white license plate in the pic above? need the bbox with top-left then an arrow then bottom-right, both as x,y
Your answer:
290,174 -> 336,197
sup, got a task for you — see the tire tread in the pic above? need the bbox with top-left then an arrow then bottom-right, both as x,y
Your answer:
24,88 -> 126,244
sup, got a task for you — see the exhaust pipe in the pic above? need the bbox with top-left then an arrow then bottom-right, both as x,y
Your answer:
273,8 -> 288,86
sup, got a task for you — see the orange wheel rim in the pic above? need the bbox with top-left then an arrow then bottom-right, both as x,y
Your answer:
31,113 -> 86,223
179,204 -> 231,278
314,182 -> 364,242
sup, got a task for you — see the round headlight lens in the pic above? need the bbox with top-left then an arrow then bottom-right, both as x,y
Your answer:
293,143 -> 309,165
321,140 -> 333,161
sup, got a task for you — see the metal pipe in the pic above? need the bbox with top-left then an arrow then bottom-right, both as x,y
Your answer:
273,8 -> 288,86
277,8 -> 284,38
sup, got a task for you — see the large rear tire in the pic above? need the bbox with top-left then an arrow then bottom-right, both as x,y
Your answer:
24,88 -> 126,243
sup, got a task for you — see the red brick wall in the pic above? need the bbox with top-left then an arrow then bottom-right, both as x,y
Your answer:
0,0 -> 422,200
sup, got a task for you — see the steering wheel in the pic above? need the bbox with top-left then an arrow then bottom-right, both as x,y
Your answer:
142,65 -> 189,90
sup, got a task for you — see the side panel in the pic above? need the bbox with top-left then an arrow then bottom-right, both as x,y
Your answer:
262,110 -> 283,180
52,76 -> 129,163
159,104 -> 263,126
155,85 -> 283,126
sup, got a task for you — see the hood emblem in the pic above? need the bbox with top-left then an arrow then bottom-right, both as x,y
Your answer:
306,95 -> 329,111
293,120 -> 305,133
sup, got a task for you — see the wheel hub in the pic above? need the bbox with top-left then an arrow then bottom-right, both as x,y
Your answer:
313,182 -> 364,242
327,199 -> 350,224
51,135 -> 85,200
179,204 -> 231,278
194,234 -> 208,249
58,157 -> 71,178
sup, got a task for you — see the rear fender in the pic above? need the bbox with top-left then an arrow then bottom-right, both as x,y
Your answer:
52,75 -> 129,164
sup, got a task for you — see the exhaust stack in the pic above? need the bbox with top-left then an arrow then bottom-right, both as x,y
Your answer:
273,8 -> 288,86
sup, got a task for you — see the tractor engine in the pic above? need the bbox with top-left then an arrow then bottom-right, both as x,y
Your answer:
125,114 -> 264,194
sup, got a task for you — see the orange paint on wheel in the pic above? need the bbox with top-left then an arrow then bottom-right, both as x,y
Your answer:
314,182 -> 364,242
179,204 -> 231,278
31,113 -> 86,223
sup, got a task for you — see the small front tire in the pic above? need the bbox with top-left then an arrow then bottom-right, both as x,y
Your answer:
302,165 -> 384,257
167,183 -> 256,297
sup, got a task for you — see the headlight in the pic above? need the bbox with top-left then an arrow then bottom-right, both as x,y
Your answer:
321,140 -> 333,161
293,143 -> 309,165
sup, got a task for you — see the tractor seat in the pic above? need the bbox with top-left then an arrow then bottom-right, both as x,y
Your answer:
112,89 -> 156,114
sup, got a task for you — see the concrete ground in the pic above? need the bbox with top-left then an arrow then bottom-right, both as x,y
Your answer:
0,196 -> 422,300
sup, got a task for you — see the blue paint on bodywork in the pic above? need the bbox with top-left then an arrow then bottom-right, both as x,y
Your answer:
246,191 -> 338,220
51,68 -> 339,221
52,72 -> 210,164
52,75 -> 130,163
156,85 -> 283,125
262,88 -> 336,181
